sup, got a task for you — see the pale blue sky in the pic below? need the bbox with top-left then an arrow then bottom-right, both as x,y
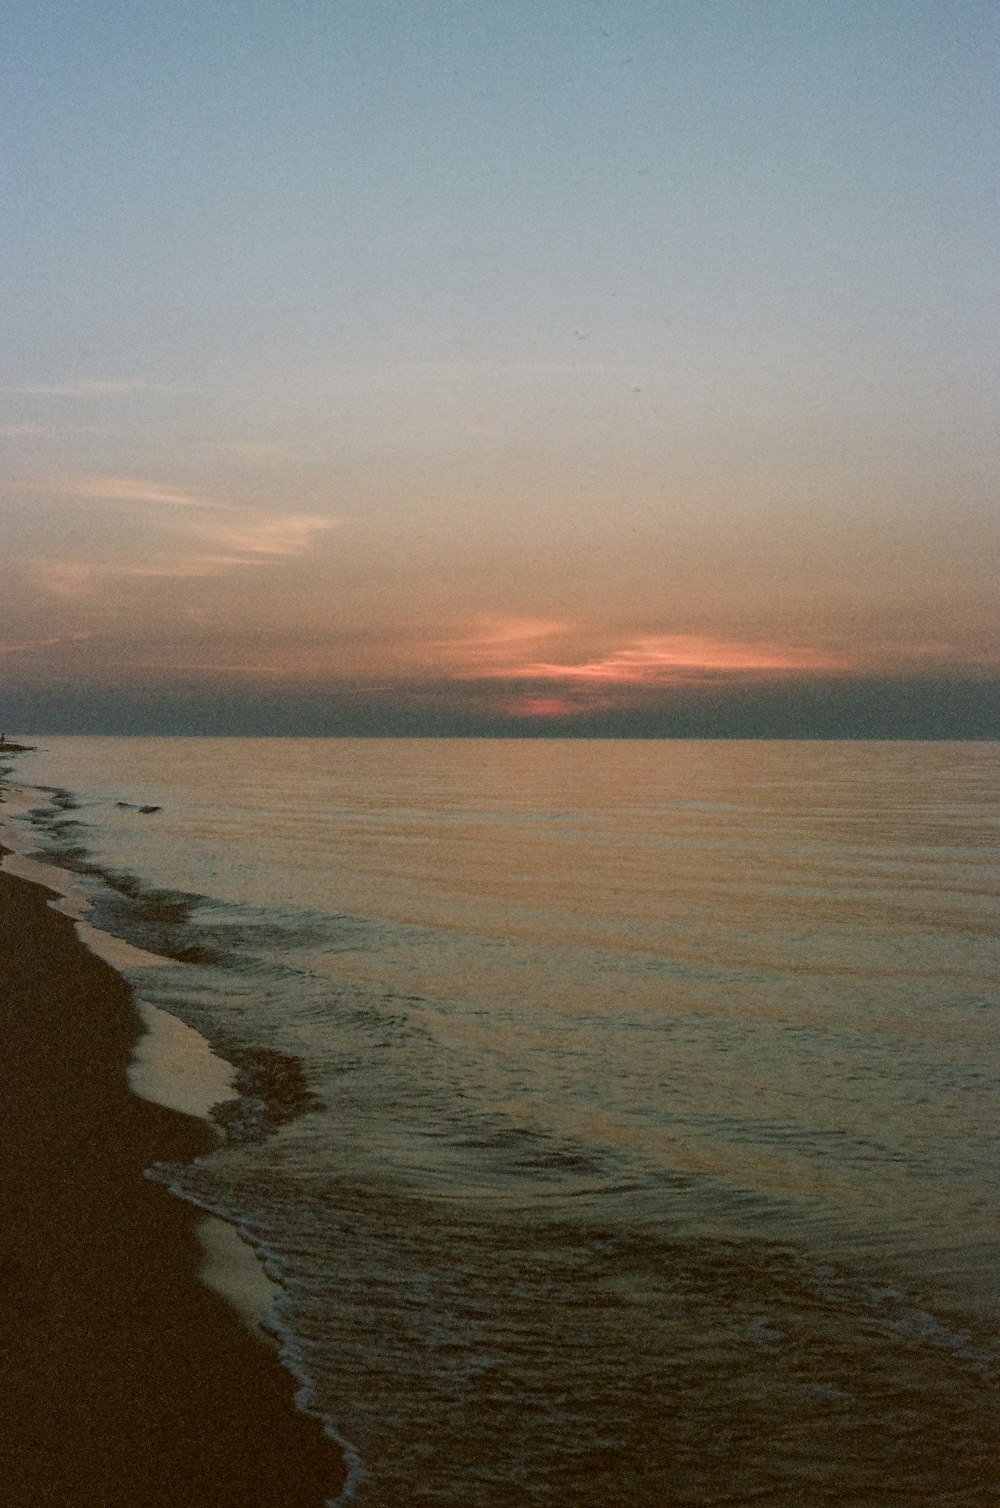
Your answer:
5,2 -> 995,377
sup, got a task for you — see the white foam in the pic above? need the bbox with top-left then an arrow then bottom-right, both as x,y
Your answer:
0,781 -> 46,824
196,1214 -> 281,1338
129,1004 -> 297,1347
2,801 -> 233,1116
2,811 -> 173,961
128,997 -> 237,1120
0,848 -> 89,906
73,919 -> 171,968
0,783 -> 95,919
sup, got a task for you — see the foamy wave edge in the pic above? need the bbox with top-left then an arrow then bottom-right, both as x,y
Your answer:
0,771 -> 367,1506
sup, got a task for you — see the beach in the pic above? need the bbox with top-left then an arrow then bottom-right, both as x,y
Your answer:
0,857 -> 345,1506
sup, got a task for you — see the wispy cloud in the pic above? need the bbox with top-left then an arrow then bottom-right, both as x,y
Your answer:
60,479 -> 333,557
187,512 -> 334,557
0,423 -> 47,436
71,475 -> 217,509
460,615 -> 571,646
431,615 -> 570,671
504,635 -> 846,684
30,503 -> 335,600
31,556 -> 255,598
0,630 -> 91,655
431,623 -> 846,687
31,562 -> 101,598
108,558 -> 251,579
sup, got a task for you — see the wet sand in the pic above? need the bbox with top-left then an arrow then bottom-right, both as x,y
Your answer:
0,861 -> 346,1506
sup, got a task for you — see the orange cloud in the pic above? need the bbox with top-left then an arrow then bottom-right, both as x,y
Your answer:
494,634 -> 845,685
429,623 -> 845,687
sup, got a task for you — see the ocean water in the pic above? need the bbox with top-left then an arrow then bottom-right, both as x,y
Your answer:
2,736 -> 999,1506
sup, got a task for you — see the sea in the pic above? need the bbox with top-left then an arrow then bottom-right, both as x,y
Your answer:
1,736 -> 998,1506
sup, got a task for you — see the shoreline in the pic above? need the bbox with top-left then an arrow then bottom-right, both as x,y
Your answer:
0,858 -> 346,1505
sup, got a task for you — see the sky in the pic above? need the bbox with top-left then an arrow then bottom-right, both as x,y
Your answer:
1,0 -> 997,736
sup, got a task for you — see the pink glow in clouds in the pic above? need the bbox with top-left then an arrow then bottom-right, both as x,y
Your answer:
436,623 -> 845,689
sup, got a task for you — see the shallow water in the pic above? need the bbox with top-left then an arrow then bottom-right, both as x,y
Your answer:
3,737 -> 999,1504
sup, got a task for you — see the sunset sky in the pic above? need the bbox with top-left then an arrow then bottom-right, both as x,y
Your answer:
2,2 -> 997,735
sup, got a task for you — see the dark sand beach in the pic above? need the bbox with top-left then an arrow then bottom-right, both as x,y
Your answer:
0,859 -> 345,1506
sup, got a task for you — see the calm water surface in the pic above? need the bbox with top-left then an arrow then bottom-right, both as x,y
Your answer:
4,738 -> 999,1505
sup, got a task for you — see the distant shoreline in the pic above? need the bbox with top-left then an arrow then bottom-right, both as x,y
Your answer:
0,852 -> 344,1505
